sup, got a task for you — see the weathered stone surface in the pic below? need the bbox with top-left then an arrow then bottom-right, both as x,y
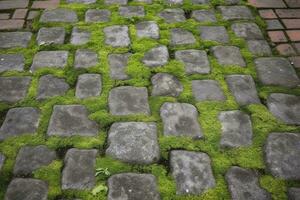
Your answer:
192,0 -> 209,4
175,49 -> 210,74
232,23 -> 264,40
71,27 -> 90,45
219,6 -> 253,20
105,0 -> 127,5
160,102 -> 203,138
62,148 -> 97,189
151,73 -> 183,97
85,9 -> 111,22
74,49 -> 98,69
0,0 -> 29,10
158,9 -> 186,23
192,80 -> 225,101
37,27 -> 65,45
265,132 -> 300,180
226,166 -> 271,200
47,105 -> 99,137
104,25 -> 130,47
267,93 -> 300,125
136,0 -> 152,3
136,21 -> 159,39
226,75 -> 261,106
37,75 -> 69,100
247,40 -> 272,56
108,173 -> 160,200
5,178 -> 48,200
76,74 -> 102,99
192,10 -> 216,22
170,150 -> 215,195
142,45 -> 169,67
67,0 -> 96,4
13,145 -> 57,175
0,153 -> 5,171
170,28 -> 196,46
106,122 -> 160,164
166,0 -> 183,4
108,53 -> 131,80
288,188 -> 300,200
0,76 -> 31,103
200,26 -> 229,43
211,46 -> 246,67
31,51 -> 68,71
255,57 -> 300,88
0,107 -> 40,141
0,54 -> 24,72
40,9 -> 78,23
219,110 -> 252,148
0,32 -> 32,48
224,0 -> 239,4
119,6 -> 145,18
108,86 -> 150,115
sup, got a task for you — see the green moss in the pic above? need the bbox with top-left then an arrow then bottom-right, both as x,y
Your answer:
260,175 -> 288,200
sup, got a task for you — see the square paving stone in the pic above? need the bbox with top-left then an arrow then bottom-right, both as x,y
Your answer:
160,102 -> 203,138
175,49 -> 210,74
105,0 -> 127,4
192,80 -> 225,101
31,51 -> 68,72
62,148 -> 97,189
76,74 -> 102,99
158,9 -> 186,23
0,76 -> 31,103
142,45 -> 169,67
267,93 -> 300,125
104,25 -> 131,47
74,49 -> 98,69
37,75 -> 70,100
219,6 -> 254,20
71,27 -> 91,45
0,54 -> 24,72
5,178 -> 48,200
226,167 -> 271,200
255,57 -> 300,88
108,173 -> 160,200
226,75 -> 261,106
136,21 -> 159,39
108,53 -> 131,80
40,9 -> 78,23
219,110 -> 253,148
106,122 -> 160,164
170,150 -> 216,195
247,40 -> 272,56
13,145 -> 57,175
192,10 -> 217,22
288,188 -> 300,200
67,0 -> 96,4
37,27 -> 65,45
85,9 -> 111,22
170,28 -> 196,46
47,105 -> 99,137
151,73 -> 183,97
265,132 -> 300,180
0,107 -> 40,141
0,153 -> 5,171
119,6 -> 145,18
211,46 -> 246,67
108,86 -> 150,115
232,23 -> 264,40
199,26 -> 229,43
0,32 -> 32,48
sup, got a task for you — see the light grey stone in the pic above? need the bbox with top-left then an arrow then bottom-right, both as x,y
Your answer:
74,49 -> 98,69
40,8 -> 78,23
0,153 -> 5,171
119,6 -> 145,18
224,0 -> 240,4
108,53 -> 131,80
165,0 -> 183,4
288,188 -> 300,200
37,27 -> 65,45
170,28 -> 196,46
211,46 -> 246,67
200,26 -> 229,43
75,74 -> 102,99
0,32 -> 32,48
266,19 -> 284,30
232,23 -> 264,40
85,9 -> 111,22
192,10 -> 216,22
151,73 -> 183,97
0,54 -> 24,72
219,6 -> 254,20
105,0 -> 127,5
31,51 -> 68,72
192,80 -> 225,101
37,75 -> 69,100
247,40 -> 272,56
67,0 -> 96,4
71,27 -> 90,45
104,25 -> 130,47
158,9 -> 186,23
136,21 -> 159,39
135,0 -> 152,3
142,45 -> 169,67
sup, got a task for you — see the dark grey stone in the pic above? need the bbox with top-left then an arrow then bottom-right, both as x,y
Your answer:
0,54 -> 24,72
247,40 -> 272,56
211,46 -> 246,67
119,6 -> 145,18
85,9 -> 111,22
232,23 -> 264,40
192,10 -> 216,22
136,21 -> 159,39
226,166 -> 271,200
160,102 -> 203,138
142,45 -> 169,67
62,148 -> 97,190
108,86 -> 150,115
104,25 -> 130,47
40,9 -> 78,23
170,150 -> 215,195
151,73 -> 183,97
200,26 -> 229,43
219,6 -> 253,20
192,0 -> 209,4
165,0 -> 183,5
75,74 -> 102,99
106,122 -> 160,164
108,53 -> 131,80
47,105 -> 99,137
288,188 -> 300,200
37,75 -> 69,100
37,27 -> 65,45
265,132 -> 300,180
170,28 -> 196,46
67,0 -> 96,4
105,0 -> 127,5
192,80 -> 225,101
158,9 -> 186,23
0,32 -> 32,48
31,51 -> 68,72
108,173 -> 160,200
0,153 -> 5,171
74,49 -> 98,69
70,27 -> 90,45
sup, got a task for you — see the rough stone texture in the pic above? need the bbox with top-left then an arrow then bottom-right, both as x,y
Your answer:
166,0 -> 183,4
219,111 -> 253,148
37,27 -> 65,45
158,9 -> 186,23
0,153 -> 5,171
160,102 -> 203,138
151,73 -> 183,97
108,173 -> 160,200
170,28 -> 196,46
47,105 -> 99,137
108,86 -> 150,115
247,40 -> 272,56
232,23 -> 264,40
71,27 -> 90,45
104,25 -> 130,47
5,178 -> 48,200
13,145 -> 57,175
0,54 -> 24,72
226,167 -> 271,200
85,9 -> 111,22
136,21 -> 159,39
119,6 -> 145,18
200,26 -> 229,43
175,49 -> 210,74
255,57 -> 300,88
37,75 -> 69,100
265,132 -> 300,180
67,0 -> 96,4
192,10 -> 216,22
0,107 -> 40,141
266,93 -> 300,125
31,51 -> 68,72
76,74 -> 102,99
0,32 -> 32,48
212,46 -> 246,67
142,45 -> 169,67
105,0 -> 128,5
0,76 -> 31,103
74,49 -> 98,69
192,80 -> 226,101
106,122 -> 160,164
40,9 -> 78,23
108,53 -> 131,80
170,150 -> 216,195
219,6 -> 254,20
288,188 -> 300,200
62,148 -> 98,190
226,75 -> 261,106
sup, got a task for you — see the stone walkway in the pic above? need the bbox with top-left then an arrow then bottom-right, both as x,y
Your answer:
0,0 -> 299,199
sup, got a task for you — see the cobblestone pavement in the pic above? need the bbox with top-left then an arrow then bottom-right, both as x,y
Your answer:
0,0 -> 300,200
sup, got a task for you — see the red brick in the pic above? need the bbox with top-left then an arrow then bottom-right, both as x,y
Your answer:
0,0 -> 29,10
248,0 -> 286,8
285,0 -> 300,8
289,56 -> 300,68
0,20 -> 24,30
268,31 -> 288,42
259,9 -> 277,19
282,19 -> 300,29
31,0 -> 60,9
0,13 -> 10,20
276,9 -> 300,18
13,9 -> 28,19
276,43 -> 297,55
286,30 -> 300,41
